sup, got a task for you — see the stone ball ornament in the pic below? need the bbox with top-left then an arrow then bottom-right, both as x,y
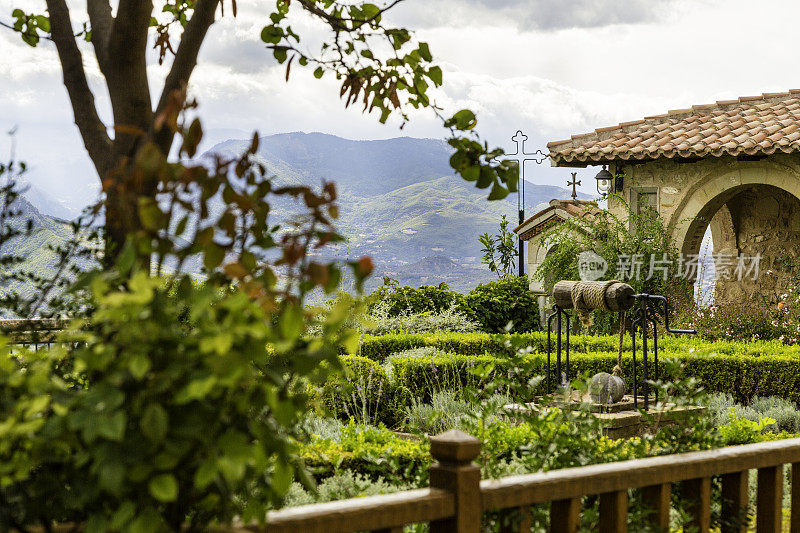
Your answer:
589,368 -> 626,404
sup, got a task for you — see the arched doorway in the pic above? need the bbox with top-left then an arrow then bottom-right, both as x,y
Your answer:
672,181 -> 800,304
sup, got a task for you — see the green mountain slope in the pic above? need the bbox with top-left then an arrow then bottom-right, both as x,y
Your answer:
206,132 -> 593,290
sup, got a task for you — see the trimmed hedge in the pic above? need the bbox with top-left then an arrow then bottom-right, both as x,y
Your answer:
356,332 -> 800,363
324,345 -> 800,427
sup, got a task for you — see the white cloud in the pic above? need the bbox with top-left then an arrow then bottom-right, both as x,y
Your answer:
1,0 -> 800,203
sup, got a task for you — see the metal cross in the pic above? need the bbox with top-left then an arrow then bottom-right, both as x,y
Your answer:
508,130 -> 549,277
568,172 -> 581,200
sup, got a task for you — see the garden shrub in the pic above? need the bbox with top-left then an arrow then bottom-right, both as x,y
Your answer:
0,274 -> 358,530
313,355 -> 401,428
281,470 -> 412,507
367,283 -> 463,316
708,393 -> 800,434
365,276 -> 540,334
685,303 -> 785,343
403,390 -> 473,435
300,423 -> 431,485
0,121 -> 371,529
460,275 -> 540,333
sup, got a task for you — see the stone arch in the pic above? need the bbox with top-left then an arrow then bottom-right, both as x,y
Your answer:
668,163 -> 800,303
669,162 -> 800,258
707,204 -> 737,256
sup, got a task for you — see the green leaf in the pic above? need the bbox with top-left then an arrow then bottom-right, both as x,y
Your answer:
138,197 -> 165,231
128,354 -> 151,379
418,42 -> 432,62
476,166 -> 493,189
203,243 -> 225,271
98,461 -> 126,494
313,66 -> 324,79
98,411 -> 127,441
34,15 -> 49,32
148,473 -> 178,502
273,46 -> 288,63
272,460 -> 293,497
194,459 -> 218,489
260,25 -> 283,44
175,376 -> 218,404
449,109 -> 477,131
428,66 -> 442,86
141,404 -> 169,443
488,182 -> 509,201
461,165 -> 479,182
279,303 -> 303,341
110,502 -> 136,530
129,508 -> 162,533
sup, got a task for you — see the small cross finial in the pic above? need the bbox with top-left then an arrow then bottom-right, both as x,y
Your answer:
510,130 -> 528,155
568,172 -> 581,200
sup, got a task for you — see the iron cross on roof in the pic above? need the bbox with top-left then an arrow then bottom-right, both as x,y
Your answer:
568,172 -> 581,200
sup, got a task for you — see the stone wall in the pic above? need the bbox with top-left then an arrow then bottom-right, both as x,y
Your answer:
606,153 -> 800,304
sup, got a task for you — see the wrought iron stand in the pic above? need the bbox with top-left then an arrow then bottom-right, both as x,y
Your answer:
630,294 -> 696,410
546,304 -> 570,393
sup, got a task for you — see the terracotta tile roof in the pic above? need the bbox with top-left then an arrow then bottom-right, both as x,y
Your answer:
548,90 -> 800,166
514,199 -> 599,241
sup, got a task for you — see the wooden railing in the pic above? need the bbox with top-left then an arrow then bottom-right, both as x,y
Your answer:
0,318 -> 69,351
265,430 -> 800,533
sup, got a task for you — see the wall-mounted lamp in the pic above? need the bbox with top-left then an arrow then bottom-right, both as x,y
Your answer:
594,165 -> 613,197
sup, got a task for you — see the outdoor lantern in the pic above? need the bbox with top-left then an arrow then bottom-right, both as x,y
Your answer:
594,165 -> 613,196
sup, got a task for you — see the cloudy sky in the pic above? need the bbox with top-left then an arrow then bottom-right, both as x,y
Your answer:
1,0 -> 800,209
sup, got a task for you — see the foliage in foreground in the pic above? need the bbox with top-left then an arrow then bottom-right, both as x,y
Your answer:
0,118 -> 367,530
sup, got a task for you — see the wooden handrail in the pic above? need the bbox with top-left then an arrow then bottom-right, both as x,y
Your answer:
0,318 -> 70,332
257,436 -> 800,532
263,488 -> 454,532
480,437 -> 800,511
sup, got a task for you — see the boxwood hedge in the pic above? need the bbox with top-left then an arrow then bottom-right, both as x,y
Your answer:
326,333 -> 800,427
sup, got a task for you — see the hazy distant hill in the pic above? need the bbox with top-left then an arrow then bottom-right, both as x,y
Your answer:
204,132 -> 591,291
0,196 -> 94,311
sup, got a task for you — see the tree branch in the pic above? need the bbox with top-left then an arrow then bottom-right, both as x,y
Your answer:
86,0 -> 113,71
108,0 -> 152,62
153,0 -> 220,155
105,0 -> 153,162
44,0 -> 112,176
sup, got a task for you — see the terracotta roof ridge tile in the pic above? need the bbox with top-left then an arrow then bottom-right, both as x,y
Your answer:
547,89 -> 800,165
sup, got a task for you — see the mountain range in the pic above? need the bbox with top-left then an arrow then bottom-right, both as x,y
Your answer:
203,132 -> 590,291
16,132 -> 591,294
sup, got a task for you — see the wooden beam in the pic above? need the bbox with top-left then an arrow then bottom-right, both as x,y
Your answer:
721,470 -> 750,533
641,483 -> 670,531
599,490 -> 627,533
684,477 -> 711,533
550,498 -> 580,533
757,466 -> 783,533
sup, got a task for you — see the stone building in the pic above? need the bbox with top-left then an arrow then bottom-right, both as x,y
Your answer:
517,90 -> 800,304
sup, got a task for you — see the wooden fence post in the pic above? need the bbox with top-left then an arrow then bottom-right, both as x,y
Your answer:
429,429 -> 482,533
